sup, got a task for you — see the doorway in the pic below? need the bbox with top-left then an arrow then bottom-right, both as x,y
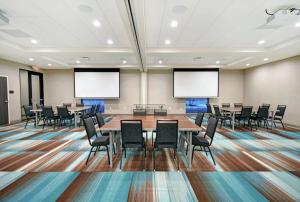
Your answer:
19,70 -> 44,115
0,75 -> 9,125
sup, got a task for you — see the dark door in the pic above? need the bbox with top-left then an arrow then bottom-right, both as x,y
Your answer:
0,76 -> 9,125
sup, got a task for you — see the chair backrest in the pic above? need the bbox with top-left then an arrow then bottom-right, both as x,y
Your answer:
257,106 -> 269,118
213,105 -> 222,117
204,117 -> 219,145
154,109 -> 167,116
261,104 -> 270,111
275,105 -> 286,117
121,120 -> 143,147
221,103 -> 230,108
195,112 -> 204,127
63,103 -> 72,107
95,104 -> 100,113
89,105 -> 96,114
234,103 -> 243,108
207,104 -> 212,113
83,117 -> 97,145
57,106 -> 70,118
42,106 -> 55,118
36,104 -> 43,109
96,112 -> 105,127
156,120 -> 178,148
240,106 -> 253,118
23,105 -> 33,117
133,109 -> 146,116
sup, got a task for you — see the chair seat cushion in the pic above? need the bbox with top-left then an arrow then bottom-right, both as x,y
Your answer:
154,142 -> 177,149
192,135 -> 209,147
91,136 -> 109,146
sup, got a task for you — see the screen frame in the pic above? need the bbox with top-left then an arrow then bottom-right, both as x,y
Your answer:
173,68 -> 219,98
73,68 -> 120,99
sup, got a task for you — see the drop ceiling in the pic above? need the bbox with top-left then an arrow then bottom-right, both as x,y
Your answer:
0,0 -> 300,70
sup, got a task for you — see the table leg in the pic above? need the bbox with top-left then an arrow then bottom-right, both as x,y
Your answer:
35,112 -> 38,127
74,112 -> 78,127
109,131 -> 114,168
187,131 -> 192,169
232,112 -> 235,130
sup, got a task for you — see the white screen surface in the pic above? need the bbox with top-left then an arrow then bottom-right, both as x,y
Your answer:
75,71 -> 119,98
174,71 -> 219,98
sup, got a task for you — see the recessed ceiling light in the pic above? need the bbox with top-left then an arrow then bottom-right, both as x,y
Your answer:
48,63 -> 52,67
92,20 -> 101,27
107,39 -> 113,45
295,22 -> 300,27
30,39 -> 38,44
216,60 -> 220,64
170,20 -> 178,28
76,60 -> 80,64
164,39 -> 171,45
258,40 -> 265,44
158,59 -> 163,64
122,59 -> 127,64
263,58 -> 269,61
246,63 -> 250,66
28,58 -> 34,61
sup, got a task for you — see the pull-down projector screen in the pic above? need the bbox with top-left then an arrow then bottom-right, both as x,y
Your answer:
74,68 -> 120,98
173,69 -> 219,98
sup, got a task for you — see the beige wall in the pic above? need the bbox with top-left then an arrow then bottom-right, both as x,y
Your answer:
44,69 -> 140,114
244,55 -> 300,126
147,70 -> 185,114
0,59 -> 37,122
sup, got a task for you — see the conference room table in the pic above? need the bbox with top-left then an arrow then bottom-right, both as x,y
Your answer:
30,106 -> 91,127
220,107 -> 277,130
99,115 -> 202,168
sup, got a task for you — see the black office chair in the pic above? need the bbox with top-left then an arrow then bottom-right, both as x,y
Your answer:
213,105 -> 231,128
83,117 -> 110,165
42,106 -> 60,129
185,112 -> 204,155
120,120 -> 146,169
206,104 -> 213,117
235,106 -> 253,128
153,120 -> 179,170
250,106 -> 269,129
23,105 -> 36,128
221,103 -> 231,116
88,105 -> 96,117
57,106 -> 74,127
154,109 -> 167,116
95,113 -> 109,136
191,117 -> 218,165
271,105 -> 286,128
133,109 -> 146,115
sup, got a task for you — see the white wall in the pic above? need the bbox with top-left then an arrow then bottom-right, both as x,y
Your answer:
0,59 -> 38,122
244,55 -> 300,126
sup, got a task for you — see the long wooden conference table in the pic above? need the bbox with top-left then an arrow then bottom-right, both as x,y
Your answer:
100,115 -> 201,168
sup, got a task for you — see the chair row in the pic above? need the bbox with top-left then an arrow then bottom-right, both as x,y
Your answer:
23,105 -> 74,129
83,113 -> 219,169
133,108 -> 168,116
206,104 -> 286,129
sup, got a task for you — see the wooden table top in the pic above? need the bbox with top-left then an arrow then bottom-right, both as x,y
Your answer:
100,115 -> 201,132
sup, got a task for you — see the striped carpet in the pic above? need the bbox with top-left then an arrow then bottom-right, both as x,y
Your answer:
0,120 -> 299,201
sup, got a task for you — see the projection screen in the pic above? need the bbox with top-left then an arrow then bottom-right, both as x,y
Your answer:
173,69 -> 219,98
74,68 -> 120,98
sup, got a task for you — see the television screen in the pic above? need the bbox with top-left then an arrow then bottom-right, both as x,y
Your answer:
81,99 -> 105,113
186,98 -> 208,113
